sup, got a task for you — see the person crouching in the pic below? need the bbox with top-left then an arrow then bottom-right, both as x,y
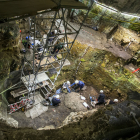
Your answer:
52,95 -> 61,106
70,80 -> 85,92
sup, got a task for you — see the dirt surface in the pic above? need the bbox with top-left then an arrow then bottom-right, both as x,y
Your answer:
10,98 -> 71,129
10,86 -> 103,129
68,22 -> 132,60
80,86 -> 99,108
10,20 -> 127,129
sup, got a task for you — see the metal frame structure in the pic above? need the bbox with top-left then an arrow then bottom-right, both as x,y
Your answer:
20,0 -> 94,100
6,0 -> 94,113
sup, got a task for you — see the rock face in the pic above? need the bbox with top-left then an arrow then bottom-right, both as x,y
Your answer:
80,2 -> 140,33
0,21 -> 21,92
0,22 -> 20,130
62,109 -> 97,126
54,36 -> 140,104
1,101 -> 140,140
98,0 -> 140,14
64,92 -> 87,111
112,26 -> 140,55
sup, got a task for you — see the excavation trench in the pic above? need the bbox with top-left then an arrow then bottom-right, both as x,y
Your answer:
4,37 -> 140,129
0,13 -> 140,139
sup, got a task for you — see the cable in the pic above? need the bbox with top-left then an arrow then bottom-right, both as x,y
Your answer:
0,81 -> 22,95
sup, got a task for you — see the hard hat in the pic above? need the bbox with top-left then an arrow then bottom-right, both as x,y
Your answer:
54,30 -> 57,34
114,99 -> 118,102
56,95 -> 60,98
75,80 -> 79,84
67,81 -> 70,85
100,90 -> 104,93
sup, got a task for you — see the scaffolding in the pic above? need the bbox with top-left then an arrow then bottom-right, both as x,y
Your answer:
3,0 -> 94,113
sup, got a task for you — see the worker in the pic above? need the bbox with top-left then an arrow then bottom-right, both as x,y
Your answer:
90,95 -> 97,108
52,95 -> 61,106
63,81 -> 70,88
63,81 -> 71,93
51,43 -> 64,58
96,90 -> 105,104
48,30 -> 57,45
105,99 -> 118,105
70,80 -> 85,91
70,9 -> 75,22
22,40 -> 27,48
92,26 -> 98,31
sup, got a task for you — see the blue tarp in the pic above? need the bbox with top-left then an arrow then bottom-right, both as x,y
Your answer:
56,88 -> 62,94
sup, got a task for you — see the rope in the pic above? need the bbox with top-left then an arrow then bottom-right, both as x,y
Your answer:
76,46 -> 90,74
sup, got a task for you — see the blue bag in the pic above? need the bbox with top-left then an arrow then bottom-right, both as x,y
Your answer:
56,88 -> 62,94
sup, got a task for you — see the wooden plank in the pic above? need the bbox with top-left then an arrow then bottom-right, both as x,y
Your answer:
11,89 -> 28,98
11,81 -> 49,98
35,57 -> 55,67
10,81 -> 49,98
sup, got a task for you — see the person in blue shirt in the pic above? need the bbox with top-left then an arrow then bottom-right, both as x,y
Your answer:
70,80 -> 85,91
52,95 -> 61,106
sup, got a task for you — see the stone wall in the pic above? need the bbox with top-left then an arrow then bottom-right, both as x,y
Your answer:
0,21 -> 21,92
53,36 -> 140,103
98,0 -> 140,14
77,2 -> 140,33
1,100 -> 140,140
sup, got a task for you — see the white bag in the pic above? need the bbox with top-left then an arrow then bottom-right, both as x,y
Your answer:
81,96 -> 86,100
83,102 -> 89,108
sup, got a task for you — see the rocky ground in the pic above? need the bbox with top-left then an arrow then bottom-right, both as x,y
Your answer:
69,22 -> 137,60
1,100 -> 140,140
0,12 -> 140,140
6,17 -> 140,130
10,87 -> 99,129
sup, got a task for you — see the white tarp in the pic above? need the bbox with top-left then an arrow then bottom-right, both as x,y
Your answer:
81,96 -> 86,100
21,72 -> 49,86
83,102 -> 89,108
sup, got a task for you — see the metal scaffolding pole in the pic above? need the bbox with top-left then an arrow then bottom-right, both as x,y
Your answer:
19,0 -> 94,103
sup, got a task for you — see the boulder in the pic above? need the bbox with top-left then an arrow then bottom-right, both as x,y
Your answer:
61,109 -> 97,127
64,92 -> 87,112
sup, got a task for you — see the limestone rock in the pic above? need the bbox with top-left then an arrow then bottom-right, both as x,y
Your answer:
61,109 -> 97,127
38,125 -> 55,130
64,92 -> 87,112
112,26 -> 140,53
98,0 -> 140,14
57,54 -> 62,59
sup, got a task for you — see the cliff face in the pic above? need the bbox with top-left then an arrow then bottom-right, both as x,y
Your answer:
1,100 -> 140,140
98,0 -> 140,14
0,22 -> 21,92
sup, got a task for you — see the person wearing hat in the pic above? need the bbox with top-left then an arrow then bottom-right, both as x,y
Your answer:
96,90 -> 105,104
109,99 -> 118,104
48,31 -> 55,45
52,95 -> 61,106
70,80 -> 85,91
63,81 -> 71,93
51,42 -> 64,59
105,99 -> 118,105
